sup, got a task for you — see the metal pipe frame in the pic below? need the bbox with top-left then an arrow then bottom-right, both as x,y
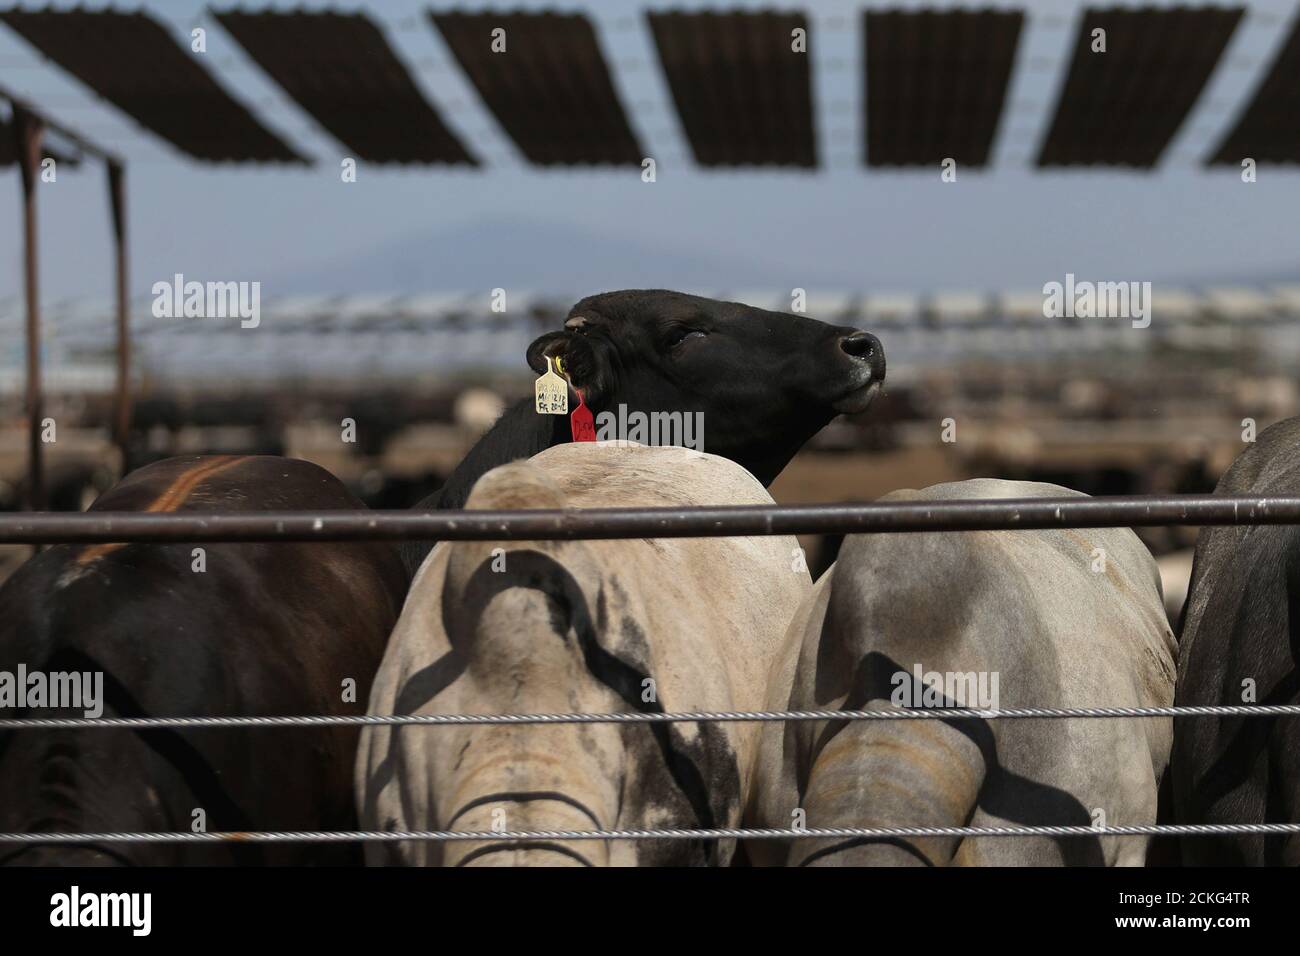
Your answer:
2,87 -> 131,508
11,106 -> 44,511
0,494 -> 1297,544
107,160 -> 130,473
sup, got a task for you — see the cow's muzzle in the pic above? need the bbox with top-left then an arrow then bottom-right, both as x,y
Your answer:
832,331 -> 886,413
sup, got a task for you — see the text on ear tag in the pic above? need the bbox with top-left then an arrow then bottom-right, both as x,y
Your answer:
534,356 -> 568,415
571,390 -> 596,442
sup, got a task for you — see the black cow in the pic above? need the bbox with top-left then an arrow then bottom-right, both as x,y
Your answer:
0,456 -> 407,865
401,289 -> 885,575
1173,416 -> 1300,865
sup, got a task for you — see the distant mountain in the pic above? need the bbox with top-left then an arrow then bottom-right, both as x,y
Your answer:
272,217 -> 853,295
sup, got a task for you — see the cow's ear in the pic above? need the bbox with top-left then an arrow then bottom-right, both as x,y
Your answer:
526,331 -> 570,375
526,330 -> 610,403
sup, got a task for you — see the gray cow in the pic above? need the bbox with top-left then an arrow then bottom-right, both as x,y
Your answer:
357,442 -> 810,865
749,479 -> 1176,866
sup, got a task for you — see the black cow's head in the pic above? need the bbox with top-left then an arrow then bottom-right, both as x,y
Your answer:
525,290 -> 885,485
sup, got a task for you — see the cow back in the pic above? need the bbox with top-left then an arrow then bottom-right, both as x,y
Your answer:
359,442 -> 811,865
0,455 -> 407,865
752,478 -> 1175,866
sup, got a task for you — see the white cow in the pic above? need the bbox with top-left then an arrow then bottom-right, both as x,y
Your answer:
358,442 -> 810,865
749,479 -> 1177,866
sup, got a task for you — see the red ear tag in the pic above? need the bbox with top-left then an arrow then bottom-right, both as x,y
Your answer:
570,390 -> 596,442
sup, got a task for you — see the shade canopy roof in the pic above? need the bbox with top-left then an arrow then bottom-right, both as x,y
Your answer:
0,5 -> 1294,170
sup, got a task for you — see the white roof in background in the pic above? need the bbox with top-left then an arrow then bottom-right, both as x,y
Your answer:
131,297 -> 178,333
46,297 -> 106,324
863,293 -> 919,320
399,292 -> 476,317
0,301 -> 22,332
1271,284 -> 1300,311
718,292 -> 857,317
485,290 -> 533,315
931,291 -> 989,322
1150,287 -> 1202,319
330,293 -> 403,317
799,292 -> 856,318
999,290 -> 1047,320
1204,286 -> 1275,317
263,294 -> 339,320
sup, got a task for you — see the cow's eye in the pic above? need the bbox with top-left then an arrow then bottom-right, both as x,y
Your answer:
666,328 -> 706,350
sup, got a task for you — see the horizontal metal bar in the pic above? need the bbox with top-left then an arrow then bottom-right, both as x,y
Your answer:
3,494 -> 1300,544
2,823 -> 1298,844
1,704 -> 1296,731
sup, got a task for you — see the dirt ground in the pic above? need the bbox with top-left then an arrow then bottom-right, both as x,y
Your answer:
771,447 -> 963,505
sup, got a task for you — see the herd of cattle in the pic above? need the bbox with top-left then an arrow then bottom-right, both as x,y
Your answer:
0,289 -> 1296,866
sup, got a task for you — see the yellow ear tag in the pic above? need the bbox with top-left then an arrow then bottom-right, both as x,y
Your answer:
534,356 -> 569,415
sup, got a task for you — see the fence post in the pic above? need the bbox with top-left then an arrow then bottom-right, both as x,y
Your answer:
107,159 -> 131,476
12,106 -> 45,511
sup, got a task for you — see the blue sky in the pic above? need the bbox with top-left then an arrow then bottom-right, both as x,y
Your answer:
2,0 -> 1299,303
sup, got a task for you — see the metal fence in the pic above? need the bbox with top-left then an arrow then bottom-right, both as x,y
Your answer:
4,493 -> 1300,544
3,492 -> 1299,849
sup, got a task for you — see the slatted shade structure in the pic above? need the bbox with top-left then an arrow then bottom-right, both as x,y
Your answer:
863,8 -> 1022,167
1037,6 -> 1243,168
647,9 -> 815,167
1208,12 -> 1300,164
213,8 -> 474,165
430,9 -> 641,166
0,7 -> 303,162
